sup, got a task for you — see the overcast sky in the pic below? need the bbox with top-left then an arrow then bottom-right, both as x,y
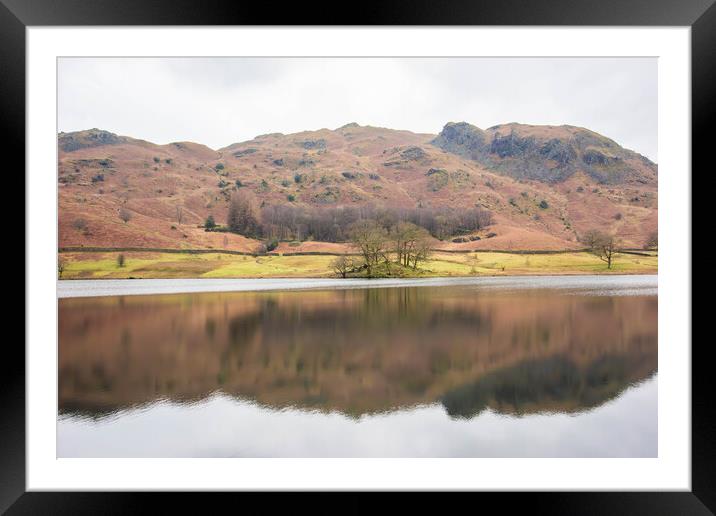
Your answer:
58,57 -> 657,161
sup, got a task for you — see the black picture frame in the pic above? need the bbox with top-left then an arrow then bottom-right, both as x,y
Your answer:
3,0 -> 706,512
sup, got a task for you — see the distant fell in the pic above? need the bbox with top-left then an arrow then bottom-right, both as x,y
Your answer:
431,122 -> 656,185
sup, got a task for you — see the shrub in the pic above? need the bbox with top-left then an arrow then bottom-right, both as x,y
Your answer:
117,254 -> 125,268
218,179 -> 227,188
576,186 -> 584,192
72,218 -> 87,231
235,179 -> 244,188
265,237 -> 279,252
165,158 -> 172,165
539,200 -> 549,209
215,163 -> 225,170
91,173 -> 104,183
281,179 -> 291,187
287,194 -> 296,202
204,215 -> 216,230
118,208 -> 132,223
153,157 -> 160,163
294,173 -> 305,184
486,232 -> 497,238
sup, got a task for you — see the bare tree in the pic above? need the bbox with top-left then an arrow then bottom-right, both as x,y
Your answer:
118,207 -> 132,223
175,205 -> 184,225
58,257 -> 65,278
580,229 -> 601,249
582,230 -> 621,269
411,233 -> 433,269
392,222 -> 418,266
117,254 -> 126,268
645,231 -> 658,250
330,254 -> 356,278
391,222 -> 432,269
348,220 -> 388,278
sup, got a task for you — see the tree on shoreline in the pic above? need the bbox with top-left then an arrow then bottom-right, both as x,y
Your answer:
581,229 -> 621,269
348,220 -> 388,278
344,220 -> 433,277
330,254 -> 358,278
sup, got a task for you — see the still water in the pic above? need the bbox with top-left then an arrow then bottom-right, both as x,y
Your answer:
58,275 -> 657,457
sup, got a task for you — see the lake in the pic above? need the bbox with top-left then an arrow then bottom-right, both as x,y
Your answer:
57,275 -> 657,457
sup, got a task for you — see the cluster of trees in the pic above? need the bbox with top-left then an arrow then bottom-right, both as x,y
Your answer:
218,191 -> 493,243
330,220 -> 433,278
226,191 -> 261,237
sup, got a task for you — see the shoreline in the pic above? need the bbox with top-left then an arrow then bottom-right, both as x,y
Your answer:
57,274 -> 658,299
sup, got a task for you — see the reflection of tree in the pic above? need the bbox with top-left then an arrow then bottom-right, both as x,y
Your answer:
441,355 -> 654,418
59,288 -> 657,419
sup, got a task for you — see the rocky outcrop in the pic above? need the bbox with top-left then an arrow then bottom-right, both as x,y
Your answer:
58,129 -> 126,152
431,121 -> 657,185
232,148 -> 258,158
296,139 -> 326,150
430,122 -> 489,161
400,146 -> 428,161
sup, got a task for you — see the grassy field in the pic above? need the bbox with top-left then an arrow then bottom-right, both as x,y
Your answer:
58,250 -> 658,280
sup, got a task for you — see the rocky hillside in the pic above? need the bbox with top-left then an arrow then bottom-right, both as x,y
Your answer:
431,122 -> 657,185
58,123 -> 657,251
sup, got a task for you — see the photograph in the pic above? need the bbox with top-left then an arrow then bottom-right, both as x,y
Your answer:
0,0 -> 708,503
56,56 -> 659,458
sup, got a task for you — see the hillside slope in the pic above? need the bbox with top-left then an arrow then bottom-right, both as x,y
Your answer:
58,124 -> 657,251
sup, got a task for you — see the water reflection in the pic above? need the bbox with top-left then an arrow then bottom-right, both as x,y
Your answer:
59,286 -> 657,421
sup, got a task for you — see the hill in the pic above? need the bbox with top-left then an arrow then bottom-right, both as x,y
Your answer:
58,123 -> 657,252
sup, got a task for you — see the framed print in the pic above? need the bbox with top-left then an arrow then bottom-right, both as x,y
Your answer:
5,0 -> 708,512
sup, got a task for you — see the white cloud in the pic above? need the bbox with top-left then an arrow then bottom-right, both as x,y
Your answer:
58,57 -> 657,161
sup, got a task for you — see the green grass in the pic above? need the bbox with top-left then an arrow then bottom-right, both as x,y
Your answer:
58,250 -> 657,280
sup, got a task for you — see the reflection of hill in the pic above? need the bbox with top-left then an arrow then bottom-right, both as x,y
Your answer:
59,287 -> 657,419
442,355 -> 654,418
